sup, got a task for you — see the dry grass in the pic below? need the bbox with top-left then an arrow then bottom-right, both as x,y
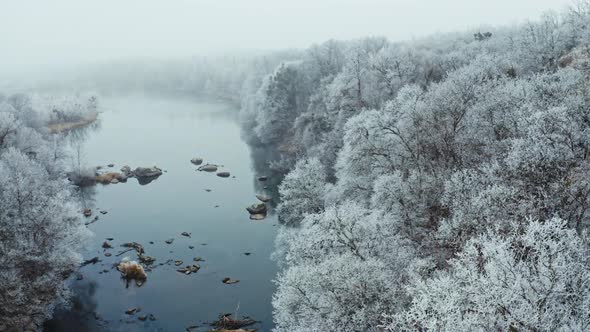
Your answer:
117,259 -> 147,287
47,112 -> 98,133
94,172 -> 124,184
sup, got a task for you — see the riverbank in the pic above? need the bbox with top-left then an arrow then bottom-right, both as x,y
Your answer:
48,112 -> 98,133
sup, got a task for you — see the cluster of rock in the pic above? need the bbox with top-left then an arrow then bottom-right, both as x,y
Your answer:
70,164 -> 163,186
246,176 -> 273,220
192,156 -> 232,178
121,165 -> 163,185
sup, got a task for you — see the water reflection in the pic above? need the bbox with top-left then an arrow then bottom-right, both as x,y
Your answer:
44,281 -> 107,332
136,175 -> 161,186
74,185 -> 98,211
248,145 -> 287,210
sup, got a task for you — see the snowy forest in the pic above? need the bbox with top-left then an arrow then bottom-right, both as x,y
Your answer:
2,1 -> 590,331
240,3 -> 590,331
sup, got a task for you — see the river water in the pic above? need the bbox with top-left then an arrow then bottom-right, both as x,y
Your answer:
45,94 -> 278,332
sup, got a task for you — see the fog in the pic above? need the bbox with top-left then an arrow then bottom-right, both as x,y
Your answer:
3,1 -> 590,331
0,0 -> 572,73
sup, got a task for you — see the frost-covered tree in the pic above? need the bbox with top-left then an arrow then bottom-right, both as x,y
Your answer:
0,92 -> 94,331
274,255 -> 399,332
274,202 -> 417,331
0,148 -> 90,331
254,63 -> 307,146
233,2 -> 590,331
388,219 -> 590,331
277,157 -> 327,226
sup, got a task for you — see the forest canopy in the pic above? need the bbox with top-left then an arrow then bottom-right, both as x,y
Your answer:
235,2 -> 590,331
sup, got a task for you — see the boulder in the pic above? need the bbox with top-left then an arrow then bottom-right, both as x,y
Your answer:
133,166 -> 163,178
139,255 -> 156,265
190,157 -> 203,165
246,202 -> 267,215
198,164 -> 218,172
216,171 -> 230,178
222,277 -> 239,284
125,308 -> 138,315
256,194 -> 272,203
121,166 -> 132,176
83,208 -> 92,217
177,264 -> 200,275
250,214 -> 266,221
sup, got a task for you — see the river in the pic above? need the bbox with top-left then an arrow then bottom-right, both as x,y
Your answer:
45,94 -> 278,332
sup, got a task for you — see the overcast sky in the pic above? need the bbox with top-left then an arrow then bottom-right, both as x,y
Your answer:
0,0 -> 574,70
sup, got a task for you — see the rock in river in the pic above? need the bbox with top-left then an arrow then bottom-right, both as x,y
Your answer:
133,166 -> 163,178
198,164 -> 218,172
216,171 -> 230,178
177,264 -> 200,275
121,165 -> 132,176
256,194 -> 272,203
250,213 -> 266,221
190,157 -> 203,165
125,308 -> 138,315
246,202 -> 267,215
222,277 -> 239,284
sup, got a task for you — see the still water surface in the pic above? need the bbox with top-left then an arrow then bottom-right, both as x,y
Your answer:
46,94 -> 278,331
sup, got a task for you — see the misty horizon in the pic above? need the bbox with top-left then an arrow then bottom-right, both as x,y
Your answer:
1,0 -> 572,73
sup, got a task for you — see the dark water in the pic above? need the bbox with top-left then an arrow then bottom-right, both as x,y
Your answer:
45,95 -> 278,331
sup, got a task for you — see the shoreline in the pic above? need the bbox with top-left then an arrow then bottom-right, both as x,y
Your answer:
48,112 -> 98,133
